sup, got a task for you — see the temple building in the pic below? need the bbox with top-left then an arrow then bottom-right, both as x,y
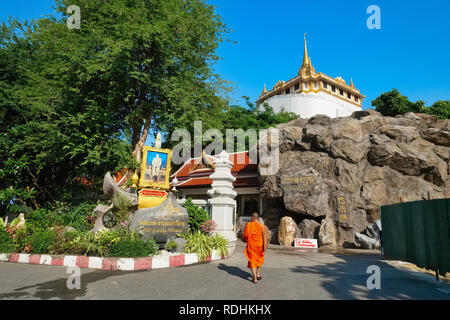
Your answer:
256,35 -> 365,118
170,151 -> 260,217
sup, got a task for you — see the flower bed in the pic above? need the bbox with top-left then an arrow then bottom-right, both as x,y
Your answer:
0,197 -> 229,261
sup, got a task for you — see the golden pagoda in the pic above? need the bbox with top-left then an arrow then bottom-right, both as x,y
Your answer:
256,34 -> 365,118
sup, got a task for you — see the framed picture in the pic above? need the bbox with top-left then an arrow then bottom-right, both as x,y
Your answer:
139,146 -> 172,189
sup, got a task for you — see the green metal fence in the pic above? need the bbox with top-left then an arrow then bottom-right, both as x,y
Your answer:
380,198 -> 450,276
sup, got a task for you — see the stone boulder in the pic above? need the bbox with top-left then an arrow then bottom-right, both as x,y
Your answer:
277,216 -> 299,246
259,112 -> 449,248
318,217 -> 337,248
298,219 -> 321,239
103,172 -> 138,207
165,237 -> 186,253
92,203 -> 114,233
269,228 -> 279,244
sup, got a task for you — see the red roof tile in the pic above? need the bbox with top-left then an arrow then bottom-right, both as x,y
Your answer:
172,151 -> 259,189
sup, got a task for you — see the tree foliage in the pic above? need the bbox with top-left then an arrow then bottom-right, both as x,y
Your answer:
1,0 -> 300,213
0,0 -> 230,209
372,89 -> 449,119
426,101 -> 450,119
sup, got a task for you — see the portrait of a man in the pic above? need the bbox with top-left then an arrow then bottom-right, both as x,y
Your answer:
139,146 -> 171,189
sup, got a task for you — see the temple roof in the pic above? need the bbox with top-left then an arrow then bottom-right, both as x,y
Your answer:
257,34 -> 365,106
170,151 -> 258,189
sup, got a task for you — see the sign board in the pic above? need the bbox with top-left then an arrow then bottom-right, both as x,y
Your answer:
294,238 -> 318,248
130,194 -> 188,244
239,216 -> 252,224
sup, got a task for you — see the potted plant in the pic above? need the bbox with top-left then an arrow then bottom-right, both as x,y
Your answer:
165,239 -> 178,253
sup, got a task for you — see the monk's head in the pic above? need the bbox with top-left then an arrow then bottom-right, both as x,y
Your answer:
251,212 -> 259,221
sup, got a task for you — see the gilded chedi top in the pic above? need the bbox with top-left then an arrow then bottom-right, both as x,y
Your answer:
256,34 -> 365,118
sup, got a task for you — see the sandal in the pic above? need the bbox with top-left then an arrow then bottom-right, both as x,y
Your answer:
257,276 -> 262,280
252,278 -> 258,283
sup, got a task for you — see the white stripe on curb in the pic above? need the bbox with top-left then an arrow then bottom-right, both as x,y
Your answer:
0,253 -> 10,262
88,257 -> 103,269
211,250 -> 221,261
63,255 -> 77,267
117,258 -> 134,271
152,255 -> 170,269
0,251 -> 227,271
184,253 -> 199,265
40,255 -> 52,265
18,254 -> 30,263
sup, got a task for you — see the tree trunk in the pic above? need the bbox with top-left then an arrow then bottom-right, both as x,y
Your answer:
132,113 -> 152,163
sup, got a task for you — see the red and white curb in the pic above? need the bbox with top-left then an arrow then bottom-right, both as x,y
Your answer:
0,250 -> 226,271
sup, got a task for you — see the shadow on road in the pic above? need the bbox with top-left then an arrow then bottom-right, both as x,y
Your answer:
217,263 -> 252,281
0,269 -> 144,300
288,254 -> 443,300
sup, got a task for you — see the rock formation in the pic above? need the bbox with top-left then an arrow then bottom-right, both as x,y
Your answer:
260,111 -> 449,248
91,172 -> 138,233
277,216 -> 299,246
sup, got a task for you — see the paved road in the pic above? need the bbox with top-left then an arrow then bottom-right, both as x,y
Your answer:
0,241 -> 449,300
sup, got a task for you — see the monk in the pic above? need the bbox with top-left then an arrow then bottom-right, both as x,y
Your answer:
243,212 -> 269,283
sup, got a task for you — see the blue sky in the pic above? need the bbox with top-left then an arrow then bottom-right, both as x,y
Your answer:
1,0 -> 449,112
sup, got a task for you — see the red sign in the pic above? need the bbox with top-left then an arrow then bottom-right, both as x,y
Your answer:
140,190 -> 167,197
294,238 -> 318,248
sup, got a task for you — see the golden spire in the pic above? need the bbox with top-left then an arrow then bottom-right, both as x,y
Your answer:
350,78 -> 355,88
302,33 -> 310,66
263,83 -> 267,93
299,33 -> 315,76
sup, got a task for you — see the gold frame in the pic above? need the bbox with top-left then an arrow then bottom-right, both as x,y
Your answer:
139,146 -> 172,190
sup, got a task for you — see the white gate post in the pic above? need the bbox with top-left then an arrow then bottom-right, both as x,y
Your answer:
207,150 -> 237,255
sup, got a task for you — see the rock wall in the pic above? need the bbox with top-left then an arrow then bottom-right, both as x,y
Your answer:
260,111 -> 449,248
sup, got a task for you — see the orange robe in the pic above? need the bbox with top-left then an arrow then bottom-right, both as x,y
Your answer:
243,221 -> 267,268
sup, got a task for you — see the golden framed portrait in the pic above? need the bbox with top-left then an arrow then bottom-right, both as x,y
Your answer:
139,146 -> 172,189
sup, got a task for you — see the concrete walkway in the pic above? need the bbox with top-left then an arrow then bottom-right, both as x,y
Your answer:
0,241 -> 449,300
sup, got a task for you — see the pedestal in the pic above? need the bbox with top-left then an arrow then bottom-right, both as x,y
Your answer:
207,151 -> 237,255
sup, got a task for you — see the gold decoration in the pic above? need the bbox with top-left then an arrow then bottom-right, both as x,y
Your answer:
255,34 -> 365,108
131,171 -> 139,189
138,189 -> 168,209
299,33 -> 316,77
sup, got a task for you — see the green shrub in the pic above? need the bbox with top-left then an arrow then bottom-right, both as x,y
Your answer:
107,238 -> 158,258
0,230 -> 14,253
182,198 -> 209,232
182,231 -> 229,261
183,230 -> 213,261
12,226 -> 31,253
25,208 -> 63,230
58,202 -> 96,232
26,229 -> 58,254
165,239 -> 178,251
104,195 -> 134,228
211,233 -> 228,257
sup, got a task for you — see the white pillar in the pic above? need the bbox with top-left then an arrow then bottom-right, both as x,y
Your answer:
207,150 -> 237,255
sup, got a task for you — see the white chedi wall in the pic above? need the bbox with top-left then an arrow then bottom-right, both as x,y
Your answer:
261,91 -> 361,118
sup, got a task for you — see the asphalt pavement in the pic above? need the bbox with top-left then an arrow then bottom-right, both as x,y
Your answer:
0,241 -> 449,300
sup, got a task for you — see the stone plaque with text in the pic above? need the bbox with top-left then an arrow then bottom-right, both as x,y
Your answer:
130,193 -> 188,244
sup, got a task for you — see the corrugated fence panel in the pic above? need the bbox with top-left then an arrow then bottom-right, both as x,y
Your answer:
380,199 -> 450,276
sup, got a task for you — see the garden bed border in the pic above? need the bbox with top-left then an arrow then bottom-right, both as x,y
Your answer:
0,250 -> 227,271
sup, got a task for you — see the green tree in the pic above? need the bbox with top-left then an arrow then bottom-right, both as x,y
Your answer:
218,97 -> 297,152
0,0 -> 230,208
424,101 -> 450,119
372,89 -> 425,116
